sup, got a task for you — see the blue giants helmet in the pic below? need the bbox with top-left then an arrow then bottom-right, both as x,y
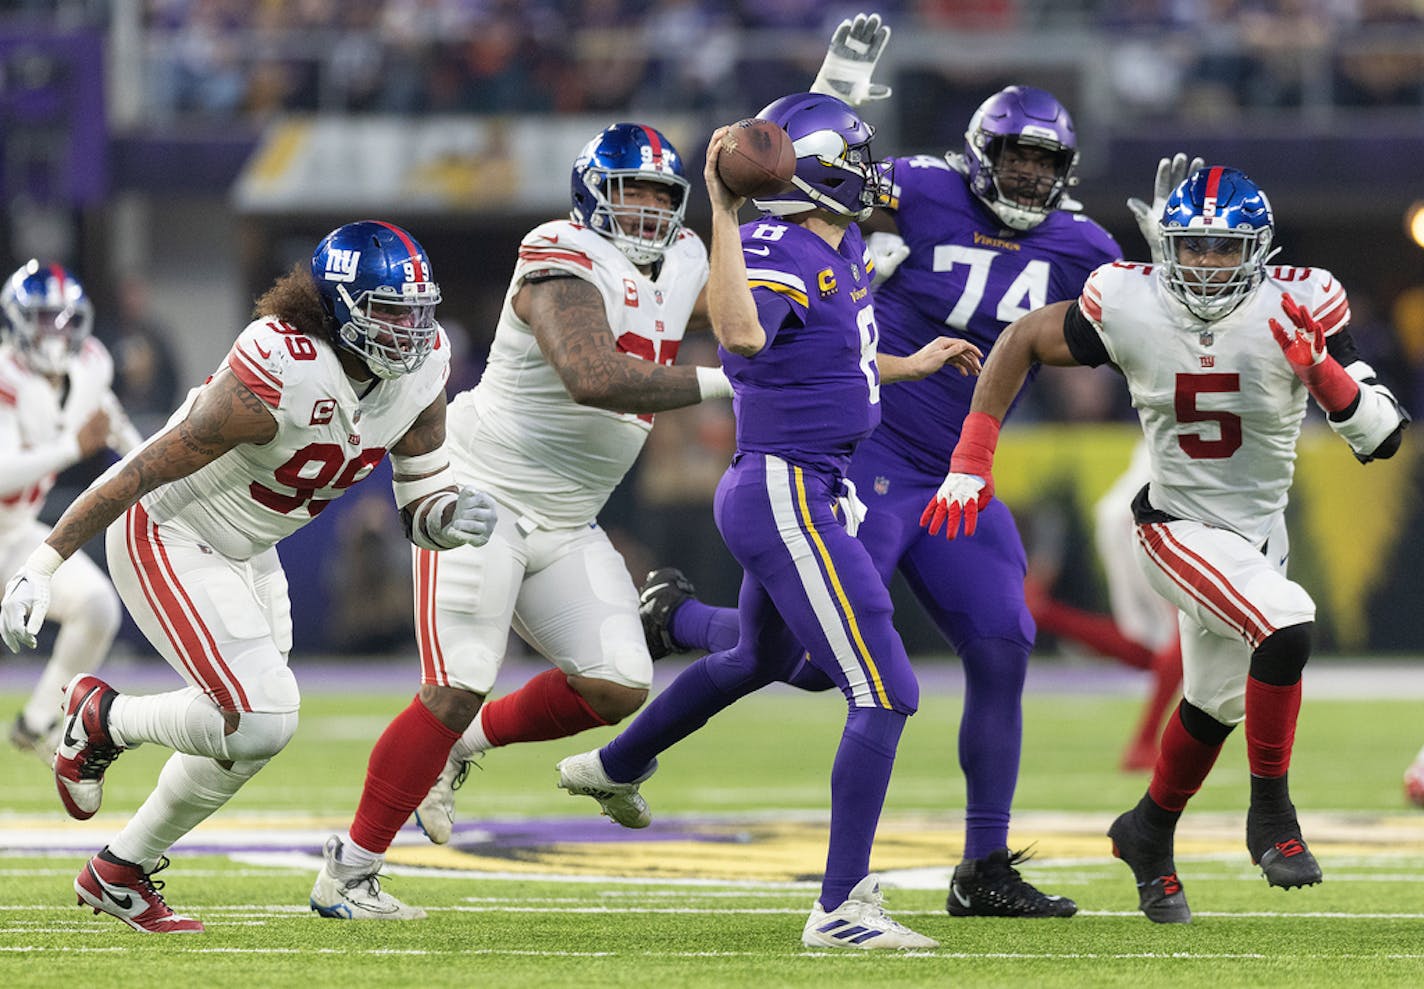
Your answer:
311,220 -> 441,379
0,260 -> 94,376
963,85 -> 1079,231
751,92 -> 889,221
571,123 -> 690,267
1160,166 -> 1275,322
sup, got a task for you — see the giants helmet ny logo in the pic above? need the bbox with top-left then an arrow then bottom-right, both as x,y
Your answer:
324,249 -> 361,282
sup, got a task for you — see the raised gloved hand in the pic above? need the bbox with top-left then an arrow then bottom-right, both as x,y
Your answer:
1127,152 -> 1203,264
919,411 -> 1000,539
810,11 -> 892,107
867,231 -> 910,286
441,487 -> 499,548
1269,292 -> 1358,412
1,544 -> 63,652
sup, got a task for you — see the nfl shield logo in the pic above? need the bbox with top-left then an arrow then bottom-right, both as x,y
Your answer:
874,475 -> 889,495
852,264 -> 861,281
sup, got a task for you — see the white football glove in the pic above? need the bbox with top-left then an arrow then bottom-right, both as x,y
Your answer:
1126,152 -> 1203,264
441,486 -> 498,548
1,544 -> 63,652
810,11 -> 891,107
867,231 -> 910,286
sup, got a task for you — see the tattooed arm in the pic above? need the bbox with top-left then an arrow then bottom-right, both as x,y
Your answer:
43,367 -> 278,560
512,275 -> 708,415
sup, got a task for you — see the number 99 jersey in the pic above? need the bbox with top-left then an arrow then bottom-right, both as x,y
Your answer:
1075,262 -> 1347,546
140,316 -> 451,560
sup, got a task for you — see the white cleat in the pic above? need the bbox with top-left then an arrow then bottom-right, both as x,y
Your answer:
555,750 -> 655,828
309,835 -> 426,920
802,875 -> 940,950
413,755 -> 476,845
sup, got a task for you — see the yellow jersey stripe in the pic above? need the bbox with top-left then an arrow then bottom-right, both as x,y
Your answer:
791,465 -> 892,708
747,280 -> 810,308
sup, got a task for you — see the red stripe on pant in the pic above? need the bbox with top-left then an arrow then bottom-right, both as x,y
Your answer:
415,548 -> 448,686
125,504 -> 248,711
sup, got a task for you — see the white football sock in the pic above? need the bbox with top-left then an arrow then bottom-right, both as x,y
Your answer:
108,753 -> 264,871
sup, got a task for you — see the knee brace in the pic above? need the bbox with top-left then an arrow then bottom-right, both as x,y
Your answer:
1249,622 -> 1313,686
221,710 -> 299,762
1179,698 -> 1236,747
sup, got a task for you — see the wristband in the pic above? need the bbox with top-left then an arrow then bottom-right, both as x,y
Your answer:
25,542 -> 65,578
1297,357 -> 1359,414
696,365 -> 733,401
950,411 -> 1002,477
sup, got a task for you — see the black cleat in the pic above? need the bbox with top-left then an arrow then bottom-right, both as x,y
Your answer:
1247,802 -> 1323,889
1108,808 -> 1191,924
638,567 -> 696,661
946,847 -> 1077,918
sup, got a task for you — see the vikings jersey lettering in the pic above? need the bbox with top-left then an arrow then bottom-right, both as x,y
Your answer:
0,338 -> 135,539
140,317 -> 450,560
1077,263 -> 1347,544
720,220 -> 880,474
448,219 -> 708,528
872,155 -> 1119,473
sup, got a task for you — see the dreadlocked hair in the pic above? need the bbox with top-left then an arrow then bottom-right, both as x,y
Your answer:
251,262 -> 333,343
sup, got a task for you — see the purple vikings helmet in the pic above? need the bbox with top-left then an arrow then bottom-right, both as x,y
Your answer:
963,85 -> 1079,231
0,260 -> 94,376
571,123 -> 690,266
752,92 -> 890,221
311,220 -> 441,379
1160,166 -> 1275,321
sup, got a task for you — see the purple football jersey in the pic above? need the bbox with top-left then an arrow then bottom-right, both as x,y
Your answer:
720,218 -> 880,474
872,155 -> 1120,473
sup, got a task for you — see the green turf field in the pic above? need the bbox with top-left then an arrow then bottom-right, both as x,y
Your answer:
2,672 -> 1422,987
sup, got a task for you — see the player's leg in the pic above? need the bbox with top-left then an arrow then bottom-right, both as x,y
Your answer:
349,519 -> 521,861
498,523 -> 652,740
900,498 -> 1074,918
732,459 -> 930,948
1133,515 -> 1321,892
78,509 -> 301,932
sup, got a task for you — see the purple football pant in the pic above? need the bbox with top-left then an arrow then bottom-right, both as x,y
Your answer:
601,452 -> 918,909
669,433 -> 1034,860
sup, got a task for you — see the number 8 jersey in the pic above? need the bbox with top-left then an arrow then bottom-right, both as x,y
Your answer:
1073,262 -> 1347,545
140,317 -> 450,560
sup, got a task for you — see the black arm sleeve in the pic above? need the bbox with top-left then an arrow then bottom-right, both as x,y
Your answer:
1062,301 -> 1112,368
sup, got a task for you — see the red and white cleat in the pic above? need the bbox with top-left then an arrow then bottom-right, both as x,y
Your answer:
75,848 -> 204,933
54,674 -> 124,820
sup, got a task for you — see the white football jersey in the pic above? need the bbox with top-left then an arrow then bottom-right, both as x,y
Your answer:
0,338 -> 137,540
447,219 -> 708,528
1079,262 -> 1348,545
140,317 -> 450,560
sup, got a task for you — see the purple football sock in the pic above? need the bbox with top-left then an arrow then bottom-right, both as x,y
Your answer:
601,651 -> 773,782
820,705 -> 907,910
959,636 -> 1027,860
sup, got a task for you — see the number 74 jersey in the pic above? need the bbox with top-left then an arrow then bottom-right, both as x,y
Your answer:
139,316 -> 450,560
1079,262 -> 1347,545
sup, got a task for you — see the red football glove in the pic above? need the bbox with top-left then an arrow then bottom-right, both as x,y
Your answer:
1268,292 -> 1358,413
920,411 -> 1000,540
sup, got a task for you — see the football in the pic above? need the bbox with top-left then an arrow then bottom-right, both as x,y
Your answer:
715,118 -> 796,199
